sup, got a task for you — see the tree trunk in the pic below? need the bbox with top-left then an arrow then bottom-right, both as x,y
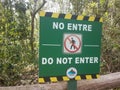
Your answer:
30,14 -> 35,53
30,0 -> 46,53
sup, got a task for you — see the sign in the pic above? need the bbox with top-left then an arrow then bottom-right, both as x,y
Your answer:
39,11 -> 103,83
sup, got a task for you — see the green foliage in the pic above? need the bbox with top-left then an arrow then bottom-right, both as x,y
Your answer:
115,0 -> 120,8
0,0 -> 38,86
100,0 -> 120,73
100,0 -> 105,5
70,0 -> 90,15
15,2 -> 27,13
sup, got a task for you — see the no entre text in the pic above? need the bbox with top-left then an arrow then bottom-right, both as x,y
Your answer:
52,22 -> 92,32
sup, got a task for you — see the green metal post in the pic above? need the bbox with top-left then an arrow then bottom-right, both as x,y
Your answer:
68,80 -> 77,90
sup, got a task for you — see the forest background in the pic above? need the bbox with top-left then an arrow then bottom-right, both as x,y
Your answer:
0,0 -> 120,87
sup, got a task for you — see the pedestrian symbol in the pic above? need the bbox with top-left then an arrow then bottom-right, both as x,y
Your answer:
63,34 -> 82,54
70,38 -> 76,50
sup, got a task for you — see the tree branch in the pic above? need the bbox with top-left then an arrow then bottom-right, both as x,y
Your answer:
34,0 -> 46,15
30,0 -> 46,53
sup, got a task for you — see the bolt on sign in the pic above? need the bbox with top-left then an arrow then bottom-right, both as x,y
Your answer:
39,11 -> 103,83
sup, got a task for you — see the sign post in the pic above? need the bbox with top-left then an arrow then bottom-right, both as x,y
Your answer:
39,11 -> 102,89
68,80 -> 77,90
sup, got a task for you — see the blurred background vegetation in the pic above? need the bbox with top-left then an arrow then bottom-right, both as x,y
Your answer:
0,0 -> 120,87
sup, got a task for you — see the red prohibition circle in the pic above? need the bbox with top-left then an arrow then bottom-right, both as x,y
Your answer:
64,34 -> 82,53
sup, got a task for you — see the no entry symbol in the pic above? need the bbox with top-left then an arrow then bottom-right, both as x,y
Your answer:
63,34 -> 82,54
